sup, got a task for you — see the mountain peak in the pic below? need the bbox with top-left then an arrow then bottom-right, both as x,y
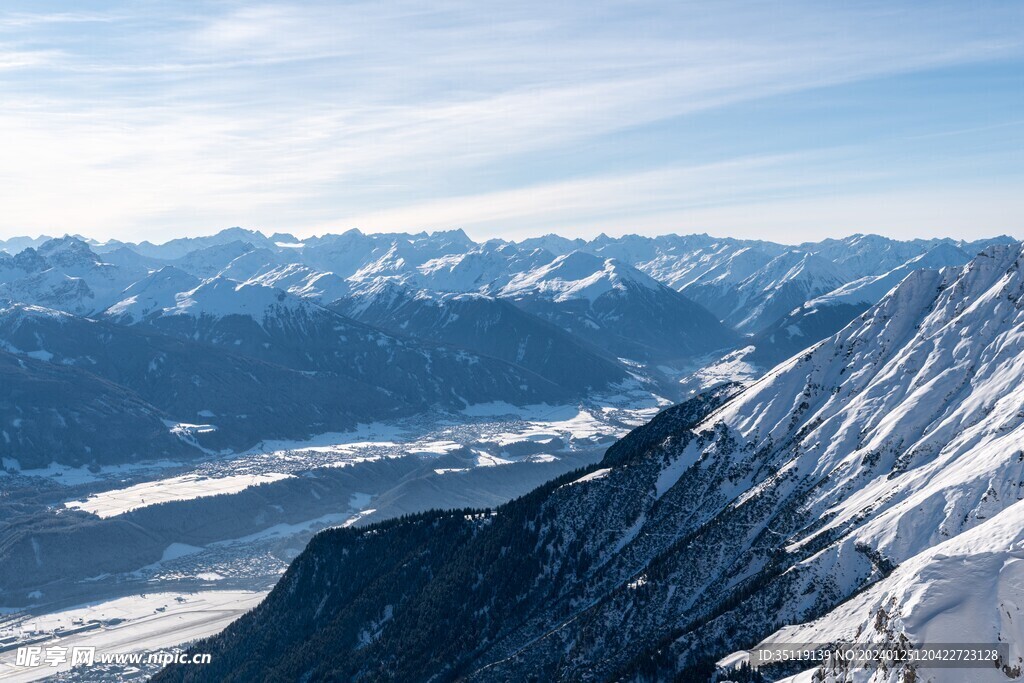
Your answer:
163,277 -> 304,321
499,250 -> 661,303
214,227 -> 268,242
37,235 -> 100,266
429,228 -> 473,244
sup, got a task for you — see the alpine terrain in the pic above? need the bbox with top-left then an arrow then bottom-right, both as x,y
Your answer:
156,242 -> 1024,682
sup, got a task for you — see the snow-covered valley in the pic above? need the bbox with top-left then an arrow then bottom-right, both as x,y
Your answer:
0,391 -> 665,681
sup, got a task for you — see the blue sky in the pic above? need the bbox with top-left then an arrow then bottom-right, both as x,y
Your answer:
0,1 -> 1021,243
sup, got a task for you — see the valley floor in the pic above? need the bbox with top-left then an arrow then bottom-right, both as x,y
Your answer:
0,389 -> 667,682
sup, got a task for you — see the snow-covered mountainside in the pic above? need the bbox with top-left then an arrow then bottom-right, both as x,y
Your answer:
500,250 -> 663,302
160,243 -> 1024,682
635,239 -> 787,291
800,233 -> 992,280
0,236 -> 146,315
0,227 -> 1016,472
345,229 -> 478,282
127,227 -> 287,260
157,276 -> 309,320
169,240 -> 263,279
242,263 -> 351,304
752,499 -> 1024,683
808,241 -> 970,308
103,266 -> 201,322
683,250 -> 849,332
687,242 -> 979,388
412,242 -> 553,293
499,251 -> 738,364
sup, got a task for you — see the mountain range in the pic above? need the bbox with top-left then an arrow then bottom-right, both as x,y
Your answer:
155,241 -> 1024,683
0,228 -> 1014,468
2,226 -> 1023,682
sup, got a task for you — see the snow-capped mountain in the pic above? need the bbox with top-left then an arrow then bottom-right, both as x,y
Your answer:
3,229 -> 1010,359
129,227 -> 287,260
636,238 -> 787,292
157,276 -> 308,321
801,233 -> 945,279
347,230 -> 477,283
808,241 -> 971,308
162,243 -> 1024,682
751,499 -> 1024,682
685,249 -> 850,332
498,250 -> 739,364
0,234 -> 52,255
0,236 -> 146,315
800,232 -> 1008,281
243,262 -> 352,304
514,233 -> 587,255
499,250 -> 662,302
703,241 -> 977,378
1,227 -> 1018,465
286,228 -> 385,276
103,266 -> 201,323
213,247 -> 288,282
412,242 -> 554,293
168,240 -> 264,279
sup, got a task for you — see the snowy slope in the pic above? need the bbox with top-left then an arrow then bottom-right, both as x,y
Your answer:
803,233 -> 941,279
244,263 -> 352,304
168,240 -> 261,279
810,241 -> 970,307
413,242 -> 553,293
0,237 -> 146,315
639,239 -> 785,291
726,250 -> 850,331
346,229 -> 477,283
678,242 -> 1024,679
693,244 -> 1024,565
689,243 -> 976,382
498,251 -> 738,364
162,276 -> 308,321
499,251 -> 662,303
130,227 -> 282,260
758,499 -> 1024,682
103,266 -> 200,322
216,247 -> 287,281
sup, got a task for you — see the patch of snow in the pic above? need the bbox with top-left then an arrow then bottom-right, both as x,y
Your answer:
66,472 -> 293,518
565,468 -> 612,486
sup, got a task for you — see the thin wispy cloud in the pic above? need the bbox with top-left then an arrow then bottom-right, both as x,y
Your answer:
0,1 -> 1021,240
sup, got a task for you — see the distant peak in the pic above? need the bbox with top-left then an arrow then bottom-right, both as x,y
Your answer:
39,234 -> 92,252
430,228 -> 473,244
217,226 -> 266,240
